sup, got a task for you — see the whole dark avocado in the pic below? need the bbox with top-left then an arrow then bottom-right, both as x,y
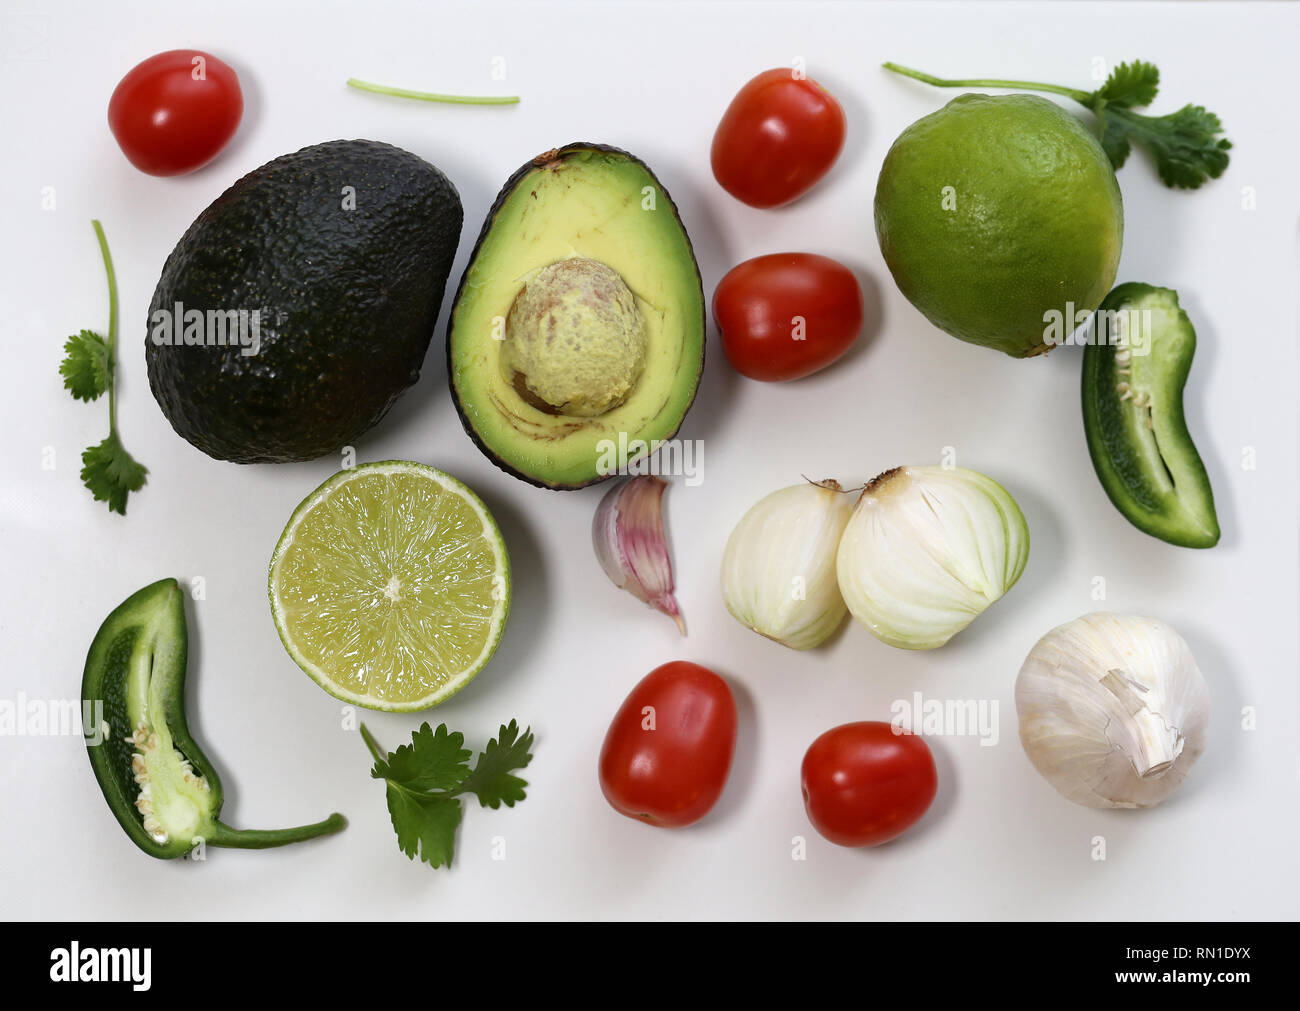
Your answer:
147,139 -> 462,463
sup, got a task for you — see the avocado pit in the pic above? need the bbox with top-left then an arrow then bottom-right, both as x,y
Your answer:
501,257 -> 647,418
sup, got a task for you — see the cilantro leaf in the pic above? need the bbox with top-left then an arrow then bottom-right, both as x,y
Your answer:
1097,102 -> 1232,189
1093,60 -> 1159,109
458,720 -> 534,809
81,431 -> 147,516
1094,108 -> 1135,170
1087,62 -> 1230,188
372,721 -> 471,793
361,719 -> 534,871
60,330 -> 110,401
386,785 -> 462,868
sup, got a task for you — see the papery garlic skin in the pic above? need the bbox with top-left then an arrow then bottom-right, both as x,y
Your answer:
836,466 -> 1029,650
593,475 -> 685,634
721,480 -> 853,650
1016,612 -> 1209,809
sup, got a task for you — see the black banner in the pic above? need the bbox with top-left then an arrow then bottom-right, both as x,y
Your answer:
3,923 -> 1276,995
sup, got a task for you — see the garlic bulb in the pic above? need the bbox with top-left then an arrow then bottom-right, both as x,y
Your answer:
593,475 -> 685,633
836,466 -> 1029,650
721,480 -> 854,650
1016,612 -> 1209,809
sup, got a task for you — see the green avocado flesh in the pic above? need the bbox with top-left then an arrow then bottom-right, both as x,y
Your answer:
448,145 -> 705,489
1082,282 -> 1219,548
147,140 -> 463,464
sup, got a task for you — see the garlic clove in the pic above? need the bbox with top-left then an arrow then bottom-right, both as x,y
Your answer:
836,466 -> 1029,650
592,475 -> 685,634
1015,612 -> 1210,809
721,479 -> 853,650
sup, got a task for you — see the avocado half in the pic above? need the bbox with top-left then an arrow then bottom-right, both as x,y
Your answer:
147,139 -> 463,463
447,144 -> 705,489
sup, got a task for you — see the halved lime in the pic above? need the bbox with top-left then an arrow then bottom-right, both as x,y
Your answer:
269,461 -> 511,711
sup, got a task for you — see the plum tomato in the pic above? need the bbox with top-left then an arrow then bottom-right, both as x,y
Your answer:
801,721 -> 937,847
713,253 -> 864,381
711,68 -> 846,208
108,49 -> 243,176
599,661 -> 738,828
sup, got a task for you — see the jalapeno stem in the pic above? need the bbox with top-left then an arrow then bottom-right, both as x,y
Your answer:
206,813 -> 347,849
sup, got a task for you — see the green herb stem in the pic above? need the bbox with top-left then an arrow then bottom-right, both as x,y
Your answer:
359,723 -> 386,764
882,62 -> 1091,103
346,77 -> 519,106
91,219 -> 118,432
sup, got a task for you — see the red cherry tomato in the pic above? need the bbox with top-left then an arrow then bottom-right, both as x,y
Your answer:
599,661 -> 738,828
108,50 -> 243,176
711,68 -> 846,208
801,722 -> 937,847
713,253 -> 864,381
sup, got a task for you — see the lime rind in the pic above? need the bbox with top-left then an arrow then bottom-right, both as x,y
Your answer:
268,461 -> 511,712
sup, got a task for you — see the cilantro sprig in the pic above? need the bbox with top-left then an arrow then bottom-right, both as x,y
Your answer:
883,60 -> 1231,189
361,720 -> 534,870
59,220 -> 147,514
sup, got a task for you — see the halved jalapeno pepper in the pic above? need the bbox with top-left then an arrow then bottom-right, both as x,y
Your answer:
82,578 -> 345,858
1082,282 -> 1220,548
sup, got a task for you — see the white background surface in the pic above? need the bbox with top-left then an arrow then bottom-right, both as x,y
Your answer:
2,0 -> 1297,921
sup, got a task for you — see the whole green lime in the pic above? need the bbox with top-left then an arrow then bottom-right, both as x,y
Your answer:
874,94 -> 1123,357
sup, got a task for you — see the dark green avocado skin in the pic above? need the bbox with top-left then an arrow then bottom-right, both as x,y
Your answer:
446,143 -> 706,490
147,139 -> 462,463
